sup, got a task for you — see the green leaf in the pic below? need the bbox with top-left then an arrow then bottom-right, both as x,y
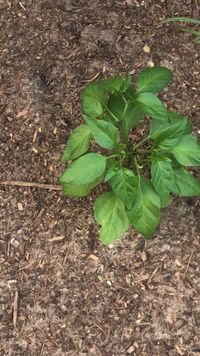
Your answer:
99,75 -> 124,92
121,73 -> 132,91
62,183 -> 91,197
81,83 -> 108,117
123,101 -> 144,131
104,161 -> 119,182
59,153 -> 106,185
62,172 -> 105,197
154,118 -> 191,147
150,111 -> 191,140
136,66 -> 173,94
172,167 -> 200,196
107,93 -> 126,121
94,192 -> 129,245
171,135 -> 200,166
128,177 -> 161,239
136,92 -> 167,120
60,125 -> 92,163
111,168 -> 136,209
84,117 -> 120,149
151,156 -> 173,207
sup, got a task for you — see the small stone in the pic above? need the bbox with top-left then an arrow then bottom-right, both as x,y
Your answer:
89,254 -> 99,261
143,45 -> 150,53
17,202 -> 23,211
147,60 -> 154,67
10,238 -> 20,248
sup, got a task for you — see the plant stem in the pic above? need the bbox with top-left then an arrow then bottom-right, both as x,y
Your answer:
134,157 -> 140,176
106,154 -> 119,160
132,135 -> 150,151
104,106 -> 118,122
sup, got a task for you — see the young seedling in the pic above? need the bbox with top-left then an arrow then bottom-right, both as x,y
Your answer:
59,67 -> 200,245
162,17 -> 200,44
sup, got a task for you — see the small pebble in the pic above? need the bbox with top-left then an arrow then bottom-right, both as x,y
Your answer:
143,45 -> 150,53
17,202 -> 23,211
147,60 -> 154,67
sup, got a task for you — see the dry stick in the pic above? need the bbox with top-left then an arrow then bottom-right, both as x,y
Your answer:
1,181 -> 62,191
13,290 -> 19,328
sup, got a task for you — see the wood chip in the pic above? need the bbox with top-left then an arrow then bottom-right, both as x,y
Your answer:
140,251 -> 147,262
127,345 -> 135,353
175,344 -> 184,355
48,236 -> 65,243
89,254 -> 99,261
13,290 -> 19,328
16,108 -> 28,118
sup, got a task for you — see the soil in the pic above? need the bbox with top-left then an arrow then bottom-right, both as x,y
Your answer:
0,1 -> 200,355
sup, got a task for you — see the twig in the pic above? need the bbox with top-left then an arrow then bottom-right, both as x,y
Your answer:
13,290 -> 19,328
1,181 -> 62,191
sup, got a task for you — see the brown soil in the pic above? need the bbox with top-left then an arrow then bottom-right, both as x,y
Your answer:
0,1 -> 200,355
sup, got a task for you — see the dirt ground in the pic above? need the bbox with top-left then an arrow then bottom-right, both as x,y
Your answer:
0,1 -> 200,355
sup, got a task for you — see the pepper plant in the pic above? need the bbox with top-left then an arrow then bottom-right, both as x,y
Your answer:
59,67 -> 200,245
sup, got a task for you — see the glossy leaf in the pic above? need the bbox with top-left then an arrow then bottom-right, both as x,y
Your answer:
99,75 -> 124,92
63,183 -> 91,197
150,111 -> 192,140
107,93 -> 126,120
171,135 -> 200,166
84,117 -> 120,149
59,153 -> 106,185
94,192 -> 129,245
111,168 -> 136,209
81,83 -> 108,117
123,101 -> 144,131
136,66 -> 173,94
172,167 -> 200,196
128,177 -> 161,239
60,125 -> 92,163
151,156 -> 173,207
136,92 -> 167,120
154,118 -> 190,147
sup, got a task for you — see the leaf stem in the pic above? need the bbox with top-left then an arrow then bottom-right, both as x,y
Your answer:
104,105 -> 119,122
134,157 -> 140,176
106,154 -> 119,160
132,135 -> 150,151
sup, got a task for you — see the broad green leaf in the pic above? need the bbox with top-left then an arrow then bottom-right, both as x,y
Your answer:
59,153 -> 106,185
171,135 -> 200,166
63,183 -> 91,197
111,168 -> 136,209
136,66 -> 173,94
150,111 -> 192,139
60,125 -> 92,163
128,177 -> 161,239
123,101 -> 144,131
81,83 -> 108,117
121,73 -> 132,91
107,93 -> 126,120
154,118 -> 191,147
136,92 -> 167,120
172,167 -> 200,196
84,117 -> 120,149
104,161 -> 119,182
62,172 -> 105,197
94,192 -> 129,245
151,156 -> 173,207
99,75 -> 124,92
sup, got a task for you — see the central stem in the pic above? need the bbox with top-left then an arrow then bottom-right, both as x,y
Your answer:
132,135 -> 150,151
